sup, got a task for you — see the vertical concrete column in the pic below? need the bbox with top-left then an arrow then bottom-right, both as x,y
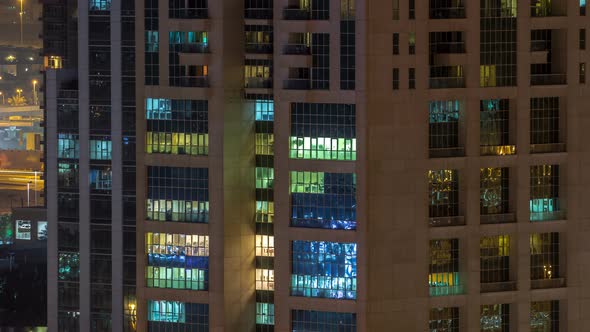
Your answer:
77,1 -> 91,330
110,0 -> 124,330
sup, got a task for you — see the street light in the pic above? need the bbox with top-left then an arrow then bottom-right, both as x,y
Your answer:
19,0 -> 23,46
0,92 -> 5,105
16,88 -> 22,99
32,80 -> 37,105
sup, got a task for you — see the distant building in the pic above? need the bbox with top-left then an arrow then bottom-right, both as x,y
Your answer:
0,207 -> 47,331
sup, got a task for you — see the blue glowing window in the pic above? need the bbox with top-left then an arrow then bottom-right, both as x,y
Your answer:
58,134 -> 79,159
291,241 -> 357,300
89,138 -> 112,160
255,99 -> 274,121
89,0 -> 111,11
292,310 -> 356,331
147,300 -> 208,329
290,172 -> 356,230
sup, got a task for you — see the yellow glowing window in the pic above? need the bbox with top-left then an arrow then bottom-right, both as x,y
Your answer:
256,235 -> 275,257
480,65 -> 497,87
256,269 -> 275,290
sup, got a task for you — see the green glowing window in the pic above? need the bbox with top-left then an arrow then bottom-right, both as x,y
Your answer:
256,201 -> 274,223
290,103 -> 356,161
256,167 -> 274,189
256,303 -> 275,325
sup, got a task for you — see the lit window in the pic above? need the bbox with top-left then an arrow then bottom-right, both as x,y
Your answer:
58,134 -> 79,159
289,103 -> 356,161
256,167 -> 274,189
429,239 -> 462,296
256,235 -> 274,257
530,233 -> 560,281
290,171 -> 356,230
255,269 -> 274,290
147,300 -> 208,329
146,166 -> 209,223
256,201 -> 274,223
89,0 -> 111,11
145,98 -> 209,156
256,303 -> 274,325
530,165 -> 561,221
291,241 -> 357,300
255,99 -> 274,121
89,138 -> 112,160
146,233 -> 209,291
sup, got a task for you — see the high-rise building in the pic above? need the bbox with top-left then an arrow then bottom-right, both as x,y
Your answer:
43,0 -> 137,330
46,0 -> 590,331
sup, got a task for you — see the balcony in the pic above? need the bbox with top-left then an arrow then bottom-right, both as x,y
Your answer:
530,1 -> 567,17
178,76 -> 209,88
480,281 -> 517,293
480,212 -> 516,224
429,7 -> 466,19
283,79 -> 310,90
246,43 -> 273,54
531,278 -> 566,289
245,77 -> 272,89
283,44 -> 311,55
429,215 -> 465,227
430,42 -> 466,54
170,8 -> 209,19
530,73 -> 567,86
530,143 -> 566,154
283,7 -> 311,20
480,145 -> 516,156
429,147 -> 464,158
180,43 -> 209,54
429,77 -> 465,89
531,40 -> 551,52
245,8 -> 273,19
530,198 -> 565,221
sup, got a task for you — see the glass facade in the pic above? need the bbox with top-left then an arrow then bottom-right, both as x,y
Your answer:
429,239 -> 462,296
480,167 -> 510,215
147,300 -> 209,331
291,241 -> 357,300
429,307 -> 459,332
480,99 -> 514,155
480,0 -> 517,87
145,98 -> 209,156
428,169 -> 459,218
290,171 -> 356,230
429,100 -> 462,151
531,301 -> 559,332
530,165 -> 561,221
290,103 -> 356,161
481,304 -> 510,332
146,166 -> 209,223
292,310 -> 356,331
145,233 -> 209,291
530,233 -> 560,281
